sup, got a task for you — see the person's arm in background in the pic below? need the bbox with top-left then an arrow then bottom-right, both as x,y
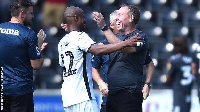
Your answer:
191,62 -> 197,76
191,51 -> 198,76
165,59 -> 172,82
92,67 -> 108,96
142,50 -> 155,100
92,51 -> 108,96
30,29 -> 47,70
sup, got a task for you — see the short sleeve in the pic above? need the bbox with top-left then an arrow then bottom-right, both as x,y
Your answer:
136,33 -> 148,52
144,49 -> 152,65
58,43 -> 64,67
167,59 -> 176,77
78,32 -> 95,52
27,31 -> 42,60
192,51 -> 198,63
98,38 -> 109,44
92,55 -> 102,69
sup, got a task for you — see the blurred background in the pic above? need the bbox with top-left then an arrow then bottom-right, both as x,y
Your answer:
1,0 -> 200,112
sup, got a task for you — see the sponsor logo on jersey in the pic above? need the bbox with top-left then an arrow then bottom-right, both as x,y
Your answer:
36,46 -> 41,56
0,28 -> 19,36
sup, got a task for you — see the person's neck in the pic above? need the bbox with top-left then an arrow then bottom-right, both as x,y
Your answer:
10,17 -> 23,24
69,26 -> 80,32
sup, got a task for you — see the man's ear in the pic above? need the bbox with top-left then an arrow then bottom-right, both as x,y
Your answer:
74,16 -> 78,22
19,10 -> 25,20
110,23 -> 114,29
129,15 -> 134,22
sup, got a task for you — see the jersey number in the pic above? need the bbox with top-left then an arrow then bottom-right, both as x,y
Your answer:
61,51 -> 77,77
180,65 -> 193,86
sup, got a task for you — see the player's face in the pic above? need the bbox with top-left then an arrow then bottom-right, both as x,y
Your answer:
23,6 -> 34,26
110,21 -> 120,34
116,6 -> 130,32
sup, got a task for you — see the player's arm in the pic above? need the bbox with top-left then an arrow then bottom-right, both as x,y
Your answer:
30,30 -> 46,70
30,59 -> 44,70
142,61 -> 154,100
93,12 -> 121,44
191,62 -> 197,76
142,50 -> 155,100
92,12 -> 144,53
89,36 -> 141,55
102,30 -> 144,53
165,59 -> 173,82
92,67 -> 108,96
145,61 -> 155,84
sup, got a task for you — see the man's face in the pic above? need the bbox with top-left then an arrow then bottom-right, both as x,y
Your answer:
23,6 -> 34,26
110,21 -> 120,34
116,6 -> 130,31
79,14 -> 86,32
76,9 -> 86,32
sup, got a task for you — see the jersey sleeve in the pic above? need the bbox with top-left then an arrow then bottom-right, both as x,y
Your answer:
136,33 -> 148,52
58,42 -> 64,67
144,49 -> 152,65
192,51 -> 198,63
98,38 -> 109,44
78,32 -> 95,52
27,31 -> 42,60
92,55 -> 102,69
166,58 -> 176,78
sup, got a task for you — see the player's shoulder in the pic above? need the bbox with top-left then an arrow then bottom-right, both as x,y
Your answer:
136,29 -> 147,38
68,31 -> 89,39
58,34 -> 69,46
0,22 -> 7,26
77,31 -> 90,38
69,31 -> 87,36
0,22 -> 36,38
182,53 -> 193,63
170,53 -> 181,61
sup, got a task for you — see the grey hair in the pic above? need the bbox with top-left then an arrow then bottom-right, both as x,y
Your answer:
109,10 -> 117,24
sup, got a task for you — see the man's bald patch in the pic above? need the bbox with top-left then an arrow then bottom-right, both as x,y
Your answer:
63,6 -> 83,24
64,6 -> 83,17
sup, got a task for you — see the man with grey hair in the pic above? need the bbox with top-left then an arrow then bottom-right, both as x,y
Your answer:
92,10 -> 119,112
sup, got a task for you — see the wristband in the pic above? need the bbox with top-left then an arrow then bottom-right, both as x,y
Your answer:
144,82 -> 151,88
137,42 -> 143,46
101,25 -> 109,31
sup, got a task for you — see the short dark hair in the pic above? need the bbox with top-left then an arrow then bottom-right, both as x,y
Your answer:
172,35 -> 189,54
121,4 -> 140,25
10,0 -> 33,17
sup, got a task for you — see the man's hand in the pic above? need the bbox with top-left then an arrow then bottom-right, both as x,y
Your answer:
125,33 -> 144,47
98,81 -> 109,97
92,12 -> 106,29
142,84 -> 150,100
40,42 -> 48,51
37,29 -> 47,51
61,23 -> 69,32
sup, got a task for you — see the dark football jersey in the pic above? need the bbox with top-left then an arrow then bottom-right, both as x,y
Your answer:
0,22 -> 42,95
107,29 -> 150,93
167,53 -> 194,112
